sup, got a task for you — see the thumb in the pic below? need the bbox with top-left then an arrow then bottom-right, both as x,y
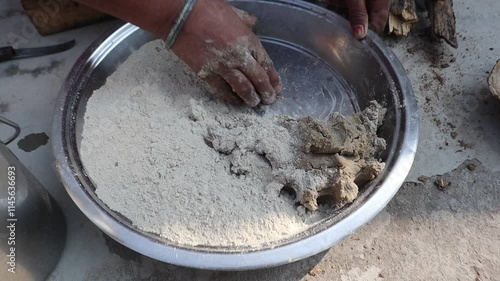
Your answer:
347,0 -> 369,39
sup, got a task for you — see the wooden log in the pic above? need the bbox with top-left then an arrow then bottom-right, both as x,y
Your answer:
20,0 -> 111,36
488,60 -> 500,100
426,0 -> 458,48
388,0 -> 419,36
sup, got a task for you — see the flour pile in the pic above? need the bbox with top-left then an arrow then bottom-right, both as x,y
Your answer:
81,40 -> 386,247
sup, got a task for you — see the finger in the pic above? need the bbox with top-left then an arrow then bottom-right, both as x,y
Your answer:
250,41 -> 283,93
261,60 -> 283,94
367,0 -> 391,33
204,74 -> 244,106
219,68 -> 261,107
240,65 -> 276,105
347,0 -> 369,39
231,6 -> 257,27
237,55 -> 277,104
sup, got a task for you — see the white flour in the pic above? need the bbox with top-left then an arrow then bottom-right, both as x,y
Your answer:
81,40 -> 386,247
81,41 -> 310,247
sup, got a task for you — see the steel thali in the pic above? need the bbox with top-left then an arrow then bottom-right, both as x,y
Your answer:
52,0 -> 418,270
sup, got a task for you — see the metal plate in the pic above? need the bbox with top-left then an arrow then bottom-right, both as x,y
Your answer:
258,38 -> 358,119
52,0 -> 418,270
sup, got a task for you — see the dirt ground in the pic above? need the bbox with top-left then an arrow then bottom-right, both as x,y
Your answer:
64,159 -> 498,281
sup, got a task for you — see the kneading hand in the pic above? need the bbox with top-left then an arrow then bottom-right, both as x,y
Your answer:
172,0 -> 282,106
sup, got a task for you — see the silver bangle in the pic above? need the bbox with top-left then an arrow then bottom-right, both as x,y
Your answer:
165,0 -> 198,49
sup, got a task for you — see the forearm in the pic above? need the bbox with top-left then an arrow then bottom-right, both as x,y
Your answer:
75,0 -> 184,39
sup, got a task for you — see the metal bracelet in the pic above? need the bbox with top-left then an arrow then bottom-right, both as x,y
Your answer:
164,0 -> 197,49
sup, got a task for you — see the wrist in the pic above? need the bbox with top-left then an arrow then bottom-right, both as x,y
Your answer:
156,0 -> 186,40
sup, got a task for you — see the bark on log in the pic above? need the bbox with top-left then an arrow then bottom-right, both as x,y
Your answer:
426,0 -> 458,48
388,0 -> 419,36
20,0 -> 111,36
488,60 -> 500,100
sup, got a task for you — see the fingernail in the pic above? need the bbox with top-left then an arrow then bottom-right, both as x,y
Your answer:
353,25 -> 365,39
273,77 -> 283,93
274,83 -> 283,93
247,94 -> 261,107
260,92 -> 276,105
249,99 -> 260,107
260,90 -> 272,99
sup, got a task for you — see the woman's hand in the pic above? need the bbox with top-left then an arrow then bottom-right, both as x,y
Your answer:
172,0 -> 282,106
329,0 -> 392,39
